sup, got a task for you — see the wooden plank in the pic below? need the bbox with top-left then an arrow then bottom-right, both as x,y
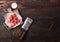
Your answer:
0,0 -> 60,42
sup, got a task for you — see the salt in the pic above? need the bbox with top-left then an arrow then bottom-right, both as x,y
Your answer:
11,3 -> 17,9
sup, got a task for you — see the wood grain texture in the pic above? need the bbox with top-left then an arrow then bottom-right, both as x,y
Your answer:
0,0 -> 60,42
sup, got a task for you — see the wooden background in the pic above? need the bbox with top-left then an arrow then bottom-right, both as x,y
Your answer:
0,0 -> 60,42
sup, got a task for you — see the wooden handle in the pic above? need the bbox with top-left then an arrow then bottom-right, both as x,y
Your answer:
20,32 -> 26,40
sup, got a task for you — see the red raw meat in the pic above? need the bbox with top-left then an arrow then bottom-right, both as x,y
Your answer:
8,13 -> 20,28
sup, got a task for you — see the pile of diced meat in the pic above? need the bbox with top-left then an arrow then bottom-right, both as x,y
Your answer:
8,14 -> 20,27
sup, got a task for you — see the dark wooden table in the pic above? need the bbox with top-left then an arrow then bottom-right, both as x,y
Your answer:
0,0 -> 60,42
